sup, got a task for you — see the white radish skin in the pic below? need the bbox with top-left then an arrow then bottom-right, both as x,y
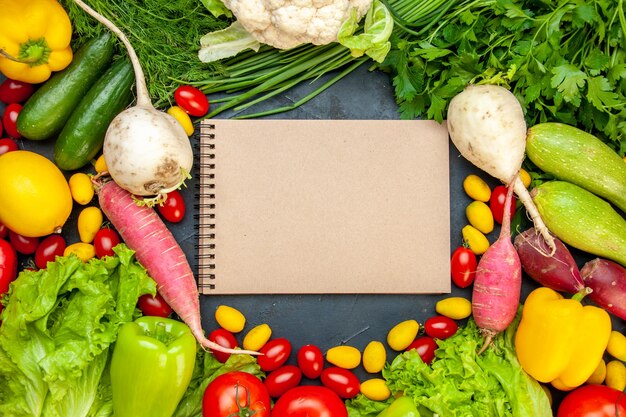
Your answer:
447,84 -> 555,252
472,184 -> 522,353
74,0 -> 193,200
103,107 -> 193,196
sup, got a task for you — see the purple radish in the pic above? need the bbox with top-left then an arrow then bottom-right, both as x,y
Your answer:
472,183 -> 522,354
582,258 -> 626,320
514,228 -> 584,293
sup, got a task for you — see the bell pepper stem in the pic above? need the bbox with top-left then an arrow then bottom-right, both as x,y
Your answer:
0,38 -> 51,65
571,287 -> 593,303
0,48 -> 37,63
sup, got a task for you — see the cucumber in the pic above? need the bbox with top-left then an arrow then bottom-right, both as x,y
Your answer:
54,58 -> 134,171
17,32 -> 115,141
526,122 -> 626,213
532,180 -> 626,267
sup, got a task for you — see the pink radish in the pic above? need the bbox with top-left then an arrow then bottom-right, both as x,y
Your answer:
96,180 -> 257,355
472,183 -> 522,353
582,258 -> 626,320
514,228 -> 584,294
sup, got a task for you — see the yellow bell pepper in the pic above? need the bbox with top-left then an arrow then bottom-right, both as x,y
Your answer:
0,0 -> 73,83
515,287 -> 612,390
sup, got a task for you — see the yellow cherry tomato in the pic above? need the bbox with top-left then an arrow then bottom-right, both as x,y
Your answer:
362,340 -> 386,374
64,242 -> 96,262
360,378 -> 391,401
463,174 -> 491,202
387,319 -> 419,351
243,323 -> 272,351
605,360 -> 626,391
94,154 -> 108,173
77,206 -> 103,243
215,305 -> 246,333
606,331 -> 626,361
69,173 -> 95,205
326,345 -> 362,369
462,225 -> 490,255
435,297 -> 472,320
167,105 -> 194,136
465,201 -> 494,234
585,359 -> 606,385
519,168 -> 531,188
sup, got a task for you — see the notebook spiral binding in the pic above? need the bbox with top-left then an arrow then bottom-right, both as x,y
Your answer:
194,123 -> 216,291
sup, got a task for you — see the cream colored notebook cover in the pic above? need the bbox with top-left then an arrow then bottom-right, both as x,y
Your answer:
197,119 -> 450,294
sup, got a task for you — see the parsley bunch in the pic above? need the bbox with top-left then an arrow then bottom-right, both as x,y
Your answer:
380,0 -> 626,153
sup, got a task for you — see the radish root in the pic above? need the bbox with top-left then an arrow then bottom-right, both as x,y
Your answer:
513,175 -> 556,255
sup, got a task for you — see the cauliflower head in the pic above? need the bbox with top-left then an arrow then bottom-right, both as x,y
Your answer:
221,0 -> 374,49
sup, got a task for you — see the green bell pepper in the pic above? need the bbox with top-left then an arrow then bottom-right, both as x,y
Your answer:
377,396 -> 421,417
110,316 -> 197,417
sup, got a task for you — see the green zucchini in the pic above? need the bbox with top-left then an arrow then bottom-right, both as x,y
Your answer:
54,58 -> 134,171
526,122 -> 626,213
532,180 -> 626,267
17,32 -> 115,141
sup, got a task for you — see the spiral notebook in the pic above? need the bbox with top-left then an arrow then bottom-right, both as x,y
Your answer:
197,119 -> 450,294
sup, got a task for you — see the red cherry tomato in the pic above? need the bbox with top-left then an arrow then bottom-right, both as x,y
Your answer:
424,315 -> 458,340
137,292 -> 173,318
271,385 -> 348,417
297,344 -> 324,379
93,227 -> 121,258
34,235 -> 66,269
320,367 -> 360,399
406,336 -> 438,364
557,384 -> 626,417
0,138 -> 18,155
2,103 -> 22,138
157,190 -> 186,223
450,246 -> 477,288
9,231 -> 39,255
0,78 -> 35,104
264,365 -> 302,398
489,185 -> 516,225
0,223 -> 8,239
202,371 -> 270,417
174,85 -> 209,117
258,338 -> 292,372
208,328 -> 238,363
0,118 -> 2,137
0,238 -> 18,297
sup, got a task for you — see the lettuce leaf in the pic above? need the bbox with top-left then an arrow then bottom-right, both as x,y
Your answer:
348,312 -> 551,417
0,245 -> 156,417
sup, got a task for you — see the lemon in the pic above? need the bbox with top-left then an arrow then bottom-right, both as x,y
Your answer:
0,150 -> 73,237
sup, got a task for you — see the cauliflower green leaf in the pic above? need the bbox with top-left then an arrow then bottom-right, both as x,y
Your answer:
338,0 -> 393,63
198,21 -> 261,63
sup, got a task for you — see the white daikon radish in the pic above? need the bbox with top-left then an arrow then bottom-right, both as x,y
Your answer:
74,0 -> 193,204
446,84 -> 555,252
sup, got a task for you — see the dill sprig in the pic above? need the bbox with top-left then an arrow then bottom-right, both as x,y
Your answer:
60,0 -> 230,107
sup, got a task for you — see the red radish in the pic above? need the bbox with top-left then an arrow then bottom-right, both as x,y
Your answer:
95,179 -> 257,355
581,258 -> 626,320
471,183 -> 521,353
514,228 -> 584,294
